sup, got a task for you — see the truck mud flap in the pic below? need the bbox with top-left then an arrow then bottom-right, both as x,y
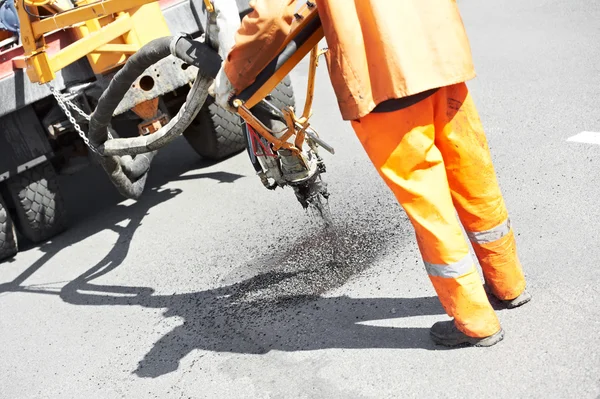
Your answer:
0,106 -> 53,183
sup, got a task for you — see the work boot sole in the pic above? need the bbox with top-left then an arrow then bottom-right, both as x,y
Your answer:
430,328 -> 505,348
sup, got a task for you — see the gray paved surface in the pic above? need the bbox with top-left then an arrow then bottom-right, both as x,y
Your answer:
2,1 -> 600,397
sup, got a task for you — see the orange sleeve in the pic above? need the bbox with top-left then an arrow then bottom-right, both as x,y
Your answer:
223,0 -> 296,92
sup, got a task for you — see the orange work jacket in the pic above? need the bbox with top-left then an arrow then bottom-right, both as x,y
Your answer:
223,0 -> 476,121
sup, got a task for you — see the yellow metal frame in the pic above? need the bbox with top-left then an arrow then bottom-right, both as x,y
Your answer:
18,0 -> 328,165
17,0 -> 168,83
233,3 -> 328,164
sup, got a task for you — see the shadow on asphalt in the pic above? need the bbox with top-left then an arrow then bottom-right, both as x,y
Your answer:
59,138 -> 245,225
0,138 -> 245,290
1,137 -> 447,379
51,217 -> 445,378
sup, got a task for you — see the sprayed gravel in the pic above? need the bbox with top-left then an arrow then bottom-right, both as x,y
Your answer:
129,207 -> 414,377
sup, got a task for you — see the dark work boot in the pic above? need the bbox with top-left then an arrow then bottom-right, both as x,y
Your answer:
501,290 -> 532,309
484,284 -> 532,309
430,320 -> 504,348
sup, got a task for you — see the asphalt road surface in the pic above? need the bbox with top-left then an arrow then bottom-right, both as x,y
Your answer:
1,1 -> 600,397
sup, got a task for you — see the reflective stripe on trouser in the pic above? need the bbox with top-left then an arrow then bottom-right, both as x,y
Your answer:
431,83 -> 527,301
467,219 -> 526,300
351,82 -> 502,338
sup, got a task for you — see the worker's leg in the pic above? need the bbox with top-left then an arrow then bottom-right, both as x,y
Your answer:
351,98 -> 500,338
432,82 -> 527,302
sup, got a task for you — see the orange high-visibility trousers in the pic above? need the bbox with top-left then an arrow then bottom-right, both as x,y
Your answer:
351,82 -> 527,338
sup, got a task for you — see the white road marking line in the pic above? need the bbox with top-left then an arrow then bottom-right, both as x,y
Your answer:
567,131 -> 600,145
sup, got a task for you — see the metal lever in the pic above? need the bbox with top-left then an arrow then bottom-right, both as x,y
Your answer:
305,128 -> 335,155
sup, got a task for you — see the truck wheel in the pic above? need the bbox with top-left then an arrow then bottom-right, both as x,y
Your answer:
183,75 -> 296,161
0,195 -> 18,262
263,74 -> 295,113
5,162 -> 67,244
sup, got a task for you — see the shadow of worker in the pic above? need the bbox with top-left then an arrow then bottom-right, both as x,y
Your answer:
59,220 -> 447,379
130,270 -> 445,378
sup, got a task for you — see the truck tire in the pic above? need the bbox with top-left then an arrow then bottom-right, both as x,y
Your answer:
183,75 -> 296,161
0,195 -> 18,262
263,75 -> 295,113
5,162 -> 67,244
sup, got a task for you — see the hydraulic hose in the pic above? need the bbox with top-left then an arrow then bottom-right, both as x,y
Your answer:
119,154 -> 153,180
88,36 -> 172,147
99,74 -> 210,156
92,36 -> 221,157
86,35 -> 221,199
98,154 -> 152,199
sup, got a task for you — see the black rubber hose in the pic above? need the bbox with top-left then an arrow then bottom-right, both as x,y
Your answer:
170,35 -> 221,79
97,37 -> 222,156
88,36 -> 173,147
92,131 -> 157,199
99,155 -> 152,199
119,153 -> 154,180
86,35 -> 220,199
86,36 -> 172,199
99,69 -> 212,156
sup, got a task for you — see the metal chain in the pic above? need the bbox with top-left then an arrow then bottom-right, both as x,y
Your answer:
64,96 -> 90,121
47,85 -> 112,154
